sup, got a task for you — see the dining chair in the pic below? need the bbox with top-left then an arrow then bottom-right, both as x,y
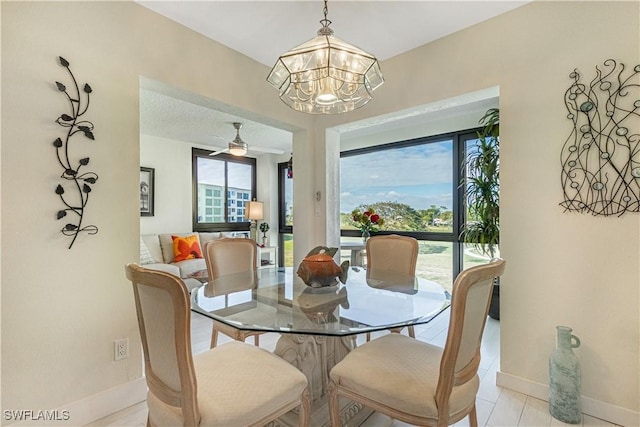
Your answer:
125,263 -> 310,427
202,238 -> 264,348
365,234 -> 419,340
328,258 -> 506,427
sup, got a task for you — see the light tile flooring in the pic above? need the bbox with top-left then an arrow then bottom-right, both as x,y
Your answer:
89,310 -> 619,427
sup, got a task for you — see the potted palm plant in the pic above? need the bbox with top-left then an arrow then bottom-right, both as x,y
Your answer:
460,108 -> 500,319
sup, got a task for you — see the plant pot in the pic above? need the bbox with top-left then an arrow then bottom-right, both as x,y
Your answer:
488,284 -> 500,320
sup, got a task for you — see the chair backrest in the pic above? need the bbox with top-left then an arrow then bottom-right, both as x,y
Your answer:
435,258 -> 506,419
203,238 -> 257,280
365,234 -> 419,275
124,263 -> 200,425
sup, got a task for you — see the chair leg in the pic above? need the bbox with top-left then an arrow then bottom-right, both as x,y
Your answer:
328,380 -> 341,427
469,403 -> 478,427
298,387 -> 311,427
210,328 -> 219,349
408,325 -> 415,338
254,334 -> 260,347
366,332 -> 371,342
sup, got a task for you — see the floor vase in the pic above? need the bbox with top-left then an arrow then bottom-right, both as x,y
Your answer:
549,325 -> 582,424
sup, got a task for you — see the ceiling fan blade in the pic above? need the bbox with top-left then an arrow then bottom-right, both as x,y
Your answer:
209,147 -> 230,157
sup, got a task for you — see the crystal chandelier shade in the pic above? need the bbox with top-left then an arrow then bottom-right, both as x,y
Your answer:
267,1 -> 383,114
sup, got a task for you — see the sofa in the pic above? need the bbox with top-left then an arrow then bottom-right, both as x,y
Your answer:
140,232 -> 237,291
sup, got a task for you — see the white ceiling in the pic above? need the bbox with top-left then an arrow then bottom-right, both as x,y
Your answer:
137,1 -> 527,153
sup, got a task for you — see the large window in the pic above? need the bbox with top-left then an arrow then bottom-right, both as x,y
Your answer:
340,130 -> 479,291
278,162 -> 293,266
192,148 -> 256,232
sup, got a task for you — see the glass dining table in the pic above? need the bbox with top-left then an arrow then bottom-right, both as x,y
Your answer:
190,266 -> 450,426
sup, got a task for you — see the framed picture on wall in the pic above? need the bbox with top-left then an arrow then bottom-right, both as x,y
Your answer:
140,167 -> 155,217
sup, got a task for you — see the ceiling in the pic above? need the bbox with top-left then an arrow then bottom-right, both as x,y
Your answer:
137,1 -> 528,153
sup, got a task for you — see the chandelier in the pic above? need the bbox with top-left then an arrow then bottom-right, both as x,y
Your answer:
267,0 -> 384,114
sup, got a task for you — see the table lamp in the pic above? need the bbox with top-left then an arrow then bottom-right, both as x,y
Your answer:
246,200 -> 264,242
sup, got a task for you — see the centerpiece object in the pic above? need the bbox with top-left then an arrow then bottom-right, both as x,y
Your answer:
297,246 -> 350,288
351,207 -> 384,243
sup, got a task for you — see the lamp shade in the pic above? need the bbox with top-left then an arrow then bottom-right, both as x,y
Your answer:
228,143 -> 247,156
246,200 -> 264,221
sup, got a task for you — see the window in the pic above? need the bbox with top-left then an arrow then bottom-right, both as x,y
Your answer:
278,162 -> 294,266
192,148 -> 256,232
340,130 -> 479,291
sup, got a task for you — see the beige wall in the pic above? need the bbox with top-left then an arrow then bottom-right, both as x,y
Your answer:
0,0 -> 310,417
1,0 -> 638,424
317,1 -> 640,421
140,135 -> 194,234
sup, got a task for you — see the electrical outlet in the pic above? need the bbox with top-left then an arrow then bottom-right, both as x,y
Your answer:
114,338 -> 129,361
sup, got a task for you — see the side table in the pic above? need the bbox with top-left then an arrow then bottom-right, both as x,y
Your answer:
258,245 -> 278,268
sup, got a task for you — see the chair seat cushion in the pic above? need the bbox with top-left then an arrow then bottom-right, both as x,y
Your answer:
330,333 -> 479,422
147,341 -> 307,426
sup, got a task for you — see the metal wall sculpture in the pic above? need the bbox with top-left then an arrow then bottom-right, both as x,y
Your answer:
560,59 -> 640,216
53,56 -> 98,248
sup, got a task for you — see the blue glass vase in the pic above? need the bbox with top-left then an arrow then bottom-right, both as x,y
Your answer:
549,326 -> 582,424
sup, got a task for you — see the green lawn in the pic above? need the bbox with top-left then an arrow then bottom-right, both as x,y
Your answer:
283,236 -> 490,293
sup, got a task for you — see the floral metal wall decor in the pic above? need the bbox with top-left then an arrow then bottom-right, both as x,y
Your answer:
560,59 -> 640,216
53,56 -> 98,248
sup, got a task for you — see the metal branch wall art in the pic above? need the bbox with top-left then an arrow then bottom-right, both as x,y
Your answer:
53,56 -> 98,248
560,59 -> 640,216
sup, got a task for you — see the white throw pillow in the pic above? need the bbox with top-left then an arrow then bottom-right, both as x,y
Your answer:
139,236 -> 156,265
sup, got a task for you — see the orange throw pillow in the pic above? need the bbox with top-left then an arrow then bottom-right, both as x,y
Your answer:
172,234 -> 203,262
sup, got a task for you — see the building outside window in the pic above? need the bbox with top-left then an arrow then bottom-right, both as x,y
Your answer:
192,148 -> 256,232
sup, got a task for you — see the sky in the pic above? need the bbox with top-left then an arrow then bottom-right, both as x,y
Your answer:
197,141 -> 456,216
198,157 -> 252,188
340,140 -> 454,213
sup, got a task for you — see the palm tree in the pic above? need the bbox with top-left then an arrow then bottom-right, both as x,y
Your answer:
460,108 -> 500,258
460,108 -> 500,319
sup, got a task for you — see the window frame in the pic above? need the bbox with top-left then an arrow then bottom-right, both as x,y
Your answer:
192,147 -> 257,232
277,162 -> 293,266
340,128 -> 481,278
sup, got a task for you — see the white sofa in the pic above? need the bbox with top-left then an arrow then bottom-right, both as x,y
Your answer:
140,232 -> 235,291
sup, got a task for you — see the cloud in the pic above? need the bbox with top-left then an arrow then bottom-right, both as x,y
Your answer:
340,141 -> 453,192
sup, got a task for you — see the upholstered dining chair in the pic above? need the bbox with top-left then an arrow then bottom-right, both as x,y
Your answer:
365,234 -> 419,341
202,238 -> 264,348
125,263 -> 310,427
328,258 -> 506,427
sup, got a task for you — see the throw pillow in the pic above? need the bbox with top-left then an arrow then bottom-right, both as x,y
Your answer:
140,236 -> 155,265
172,234 -> 203,262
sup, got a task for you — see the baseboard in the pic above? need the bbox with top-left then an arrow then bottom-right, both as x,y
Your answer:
8,378 -> 147,426
496,371 -> 639,427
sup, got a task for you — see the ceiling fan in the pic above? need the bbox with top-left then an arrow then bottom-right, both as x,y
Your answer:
209,122 -> 285,157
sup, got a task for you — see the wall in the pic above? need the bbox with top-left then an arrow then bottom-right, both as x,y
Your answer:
315,1 -> 639,423
139,133 -> 283,242
139,135 -> 194,234
1,1 -> 638,425
0,1 -> 309,422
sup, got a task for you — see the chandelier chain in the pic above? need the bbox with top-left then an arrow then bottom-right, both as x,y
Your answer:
319,0 -> 332,32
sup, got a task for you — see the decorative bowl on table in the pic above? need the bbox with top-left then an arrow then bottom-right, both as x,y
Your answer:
296,246 -> 350,288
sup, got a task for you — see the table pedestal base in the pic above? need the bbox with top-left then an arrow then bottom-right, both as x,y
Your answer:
272,333 -> 372,426
268,395 -> 371,427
